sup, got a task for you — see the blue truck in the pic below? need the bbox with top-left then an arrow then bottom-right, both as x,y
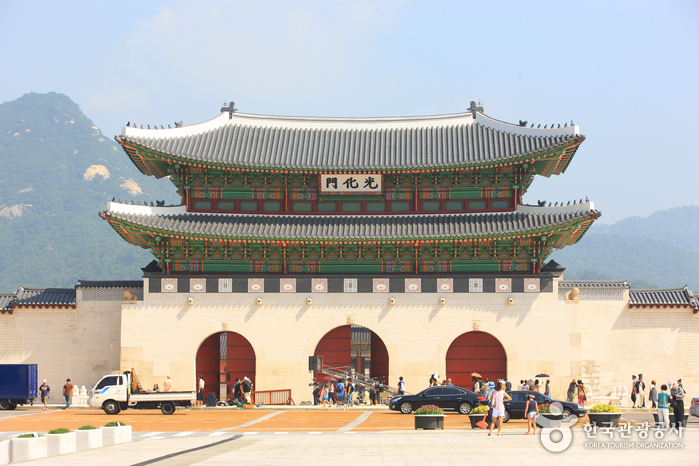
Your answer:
0,364 -> 38,410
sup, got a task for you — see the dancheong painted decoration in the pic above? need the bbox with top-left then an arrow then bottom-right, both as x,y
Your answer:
101,101 -> 600,274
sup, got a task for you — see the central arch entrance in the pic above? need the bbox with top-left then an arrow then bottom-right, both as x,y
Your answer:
196,331 -> 255,401
313,325 -> 389,384
446,331 -> 506,389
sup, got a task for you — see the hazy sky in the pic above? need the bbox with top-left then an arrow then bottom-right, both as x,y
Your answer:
2,0 -> 697,223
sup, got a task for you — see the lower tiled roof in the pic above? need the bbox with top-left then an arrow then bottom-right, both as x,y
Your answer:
14,287 -> 76,307
102,209 -> 600,241
559,280 -> 629,289
77,280 -> 143,289
629,286 -> 698,310
0,293 -> 15,311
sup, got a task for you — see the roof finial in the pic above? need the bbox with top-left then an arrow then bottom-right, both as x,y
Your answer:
469,100 -> 483,115
221,101 -> 238,119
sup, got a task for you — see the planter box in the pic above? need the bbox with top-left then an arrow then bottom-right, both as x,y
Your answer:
10,436 -> 48,463
587,412 -> 622,427
0,441 -> 8,465
414,415 -> 445,430
652,412 -> 689,428
468,414 -> 490,429
47,432 -> 76,456
101,425 -> 132,446
536,413 -> 563,428
75,429 -> 103,451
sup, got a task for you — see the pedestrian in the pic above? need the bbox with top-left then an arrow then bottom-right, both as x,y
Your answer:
567,379 -> 576,402
657,384 -> 670,429
524,393 -> 539,435
533,379 -> 540,392
518,380 -> 524,391
649,380 -> 657,408
39,379 -> 50,410
576,380 -> 586,405
544,380 -> 551,398
311,378 -> 320,405
328,381 -> 336,405
163,375 -> 173,392
522,380 -> 529,391
347,381 -> 356,406
673,379 -> 686,430
441,379 -> 447,386
630,375 -> 637,407
473,378 -> 481,393
447,378 -> 454,386
62,379 -> 73,409
398,376 -> 405,395
321,384 -> 330,407
487,382 -> 511,437
233,378 -> 243,403
153,384 -> 160,392
505,378 -> 511,392
369,383 -> 377,405
197,374 -> 205,405
635,374 -> 646,408
242,377 -> 253,404
336,379 -> 345,406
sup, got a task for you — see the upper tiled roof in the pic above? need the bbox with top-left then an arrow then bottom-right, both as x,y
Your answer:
102,207 -> 600,242
77,280 -> 143,289
118,110 -> 583,171
14,287 -> 76,307
559,280 -> 630,289
629,286 -> 698,310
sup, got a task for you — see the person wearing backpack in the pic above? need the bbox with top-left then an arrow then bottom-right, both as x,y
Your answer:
397,376 -> 405,396
336,380 -> 345,406
576,380 -> 586,405
242,377 -> 253,404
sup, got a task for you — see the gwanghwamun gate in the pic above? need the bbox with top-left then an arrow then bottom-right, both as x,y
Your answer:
2,101 -> 697,404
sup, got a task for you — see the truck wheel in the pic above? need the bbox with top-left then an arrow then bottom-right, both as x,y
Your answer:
0,400 -> 14,410
161,402 -> 176,415
103,400 -> 120,415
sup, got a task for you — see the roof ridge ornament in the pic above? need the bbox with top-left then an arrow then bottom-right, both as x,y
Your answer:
469,100 -> 483,115
221,101 -> 238,119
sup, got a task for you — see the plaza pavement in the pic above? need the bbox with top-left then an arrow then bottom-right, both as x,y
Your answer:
0,407 -> 696,465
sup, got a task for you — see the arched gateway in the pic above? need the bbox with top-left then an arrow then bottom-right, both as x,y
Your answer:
313,325 -> 389,384
446,331 -> 506,388
196,331 -> 255,400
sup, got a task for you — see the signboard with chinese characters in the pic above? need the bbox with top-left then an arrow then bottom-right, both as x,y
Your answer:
320,174 -> 382,194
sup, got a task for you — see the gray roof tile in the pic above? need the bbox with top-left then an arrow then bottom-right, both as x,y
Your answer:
77,280 -> 143,289
559,280 -> 630,289
14,287 -> 76,307
121,117 -> 581,171
629,286 -> 698,309
105,209 -> 598,241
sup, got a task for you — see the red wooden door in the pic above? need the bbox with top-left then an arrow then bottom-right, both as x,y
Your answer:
314,325 -> 351,382
370,331 -> 389,384
196,332 -> 256,399
446,331 -> 506,388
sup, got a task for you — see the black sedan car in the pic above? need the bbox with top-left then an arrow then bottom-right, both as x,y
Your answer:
389,386 -> 486,414
502,391 -> 586,422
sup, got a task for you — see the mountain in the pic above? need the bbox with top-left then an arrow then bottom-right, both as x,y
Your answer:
551,206 -> 699,291
0,92 -> 178,291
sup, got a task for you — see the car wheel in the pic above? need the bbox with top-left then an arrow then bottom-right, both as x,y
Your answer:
103,400 -> 120,415
161,401 -> 176,415
458,402 -> 473,415
562,409 -> 573,422
400,402 -> 413,414
502,410 -> 510,423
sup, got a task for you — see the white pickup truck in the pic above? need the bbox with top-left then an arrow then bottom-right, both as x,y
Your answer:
88,370 -> 195,415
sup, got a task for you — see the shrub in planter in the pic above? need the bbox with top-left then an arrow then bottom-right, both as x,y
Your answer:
587,403 -> 622,427
414,405 -> 445,416
414,405 -> 445,430
75,425 -> 102,451
468,404 -> 490,429
47,427 -> 76,456
101,422 -> 132,446
10,433 -> 47,463
470,405 -> 488,415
